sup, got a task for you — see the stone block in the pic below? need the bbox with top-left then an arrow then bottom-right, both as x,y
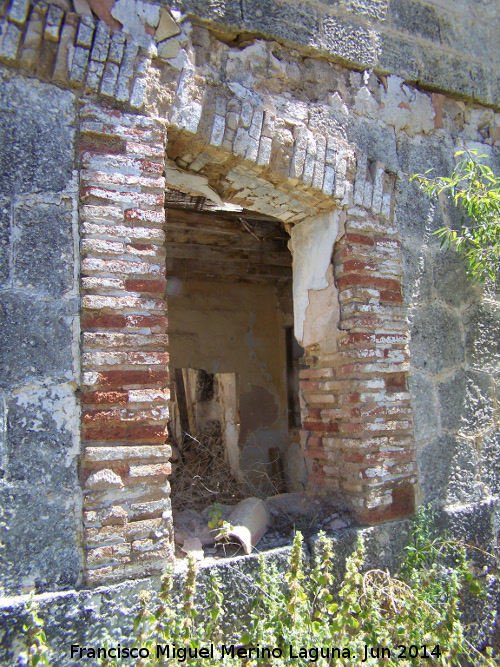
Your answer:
5,387 -> 78,487
0,199 -> 10,287
409,303 -> 464,375
0,482 -> 81,594
389,0 -> 441,42
108,30 -> 126,64
432,248 -> 482,309
395,180 -> 446,250
419,49 -> 475,100
0,76 -> 74,196
44,4 -> 64,42
376,32 -> 421,82
13,203 -> 73,296
418,434 -> 480,505
321,15 -> 377,67
408,371 -> 438,444
348,116 -> 399,174
401,245 -> 433,306
480,430 -> 500,497
76,15 -> 94,48
0,292 -> 74,390
438,369 -> 494,437
463,302 -> 500,373
0,20 -> 22,60
90,19 -> 110,62
155,8 -> 180,42
69,45 -> 90,84
7,0 -> 30,25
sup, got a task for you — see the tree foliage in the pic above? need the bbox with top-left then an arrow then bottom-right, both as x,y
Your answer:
411,149 -> 500,282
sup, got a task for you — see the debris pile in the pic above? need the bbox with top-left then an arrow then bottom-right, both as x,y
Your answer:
170,420 -> 244,513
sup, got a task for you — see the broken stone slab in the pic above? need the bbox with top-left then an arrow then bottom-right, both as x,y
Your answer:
181,537 -> 204,560
111,0 -> 154,50
88,0 -> 122,31
157,37 -> 180,60
155,8 -> 180,42
218,497 -> 270,555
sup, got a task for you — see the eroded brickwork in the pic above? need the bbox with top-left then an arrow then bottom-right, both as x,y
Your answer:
78,104 -> 173,585
302,160 -> 416,522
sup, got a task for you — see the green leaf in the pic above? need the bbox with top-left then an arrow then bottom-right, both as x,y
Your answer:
240,631 -> 251,645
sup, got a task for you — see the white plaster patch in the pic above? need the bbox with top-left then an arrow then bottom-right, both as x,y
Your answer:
13,383 -> 80,465
111,0 -> 155,50
290,211 -> 340,343
378,76 -> 434,136
164,161 -> 223,205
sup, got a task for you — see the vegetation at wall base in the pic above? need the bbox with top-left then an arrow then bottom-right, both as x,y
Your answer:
21,506 -> 496,666
412,149 -> 500,283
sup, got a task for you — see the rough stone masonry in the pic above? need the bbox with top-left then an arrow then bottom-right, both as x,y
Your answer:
0,0 -> 500,661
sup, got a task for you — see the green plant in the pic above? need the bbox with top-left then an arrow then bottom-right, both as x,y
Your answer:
18,510 -> 497,666
412,149 -> 500,282
20,596 -> 51,667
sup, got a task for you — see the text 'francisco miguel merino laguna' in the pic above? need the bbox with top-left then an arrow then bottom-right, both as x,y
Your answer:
70,643 -> 442,661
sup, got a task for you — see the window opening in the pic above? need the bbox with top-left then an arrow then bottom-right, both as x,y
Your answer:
164,188 -> 307,556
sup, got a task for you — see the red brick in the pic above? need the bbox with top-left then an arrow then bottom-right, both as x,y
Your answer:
81,391 -> 128,405
303,422 -> 339,433
78,137 -> 125,155
299,368 -> 335,380
341,333 -> 375,347
305,448 -> 329,460
124,209 -> 165,224
127,351 -> 168,365
342,259 -> 378,272
82,295 -> 165,312
299,380 -> 320,391
82,407 -> 168,424
81,152 -> 164,175
80,187 -> 164,208
83,332 -> 168,349
125,314 -> 168,330
309,471 -> 340,490
124,141 -> 164,159
306,435 -> 322,448
125,279 -> 167,294
357,484 -> 415,525
82,257 -> 164,277
82,313 -> 127,330
344,233 -> 375,246
306,408 -> 321,419
386,374 -> 407,392
339,422 -> 364,435
379,290 -> 403,304
375,237 -> 401,250
82,423 -> 169,443
85,370 -> 169,389
337,274 -> 401,291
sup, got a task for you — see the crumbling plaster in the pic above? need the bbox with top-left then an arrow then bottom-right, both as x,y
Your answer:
289,210 -> 342,351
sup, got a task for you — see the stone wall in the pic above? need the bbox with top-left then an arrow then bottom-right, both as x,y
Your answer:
0,0 -> 499,611
172,0 -> 500,109
0,69 -> 81,595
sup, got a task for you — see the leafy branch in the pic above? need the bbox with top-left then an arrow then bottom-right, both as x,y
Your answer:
411,149 -> 500,282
